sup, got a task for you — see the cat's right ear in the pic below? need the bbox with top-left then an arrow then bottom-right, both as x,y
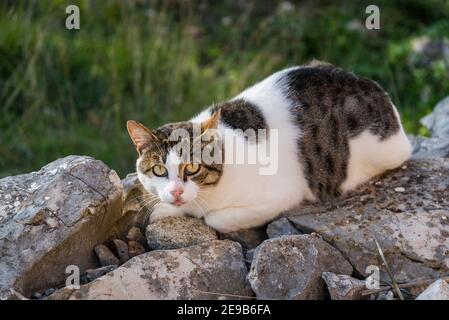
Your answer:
127,120 -> 158,155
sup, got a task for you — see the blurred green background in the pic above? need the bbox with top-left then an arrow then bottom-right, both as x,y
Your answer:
1,0 -> 448,178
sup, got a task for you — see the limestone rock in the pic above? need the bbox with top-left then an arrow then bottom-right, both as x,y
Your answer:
322,272 -> 367,300
416,279 -> 449,300
266,217 -> 301,238
146,216 -> 217,250
412,96 -> 449,158
49,240 -> 252,300
288,159 -> 449,283
0,156 -> 123,298
247,235 -> 353,300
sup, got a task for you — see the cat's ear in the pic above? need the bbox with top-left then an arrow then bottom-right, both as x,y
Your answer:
201,109 -> 221,132
127,120 -> 158,155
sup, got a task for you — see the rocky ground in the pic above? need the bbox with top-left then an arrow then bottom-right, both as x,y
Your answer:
1,96 -> 449,300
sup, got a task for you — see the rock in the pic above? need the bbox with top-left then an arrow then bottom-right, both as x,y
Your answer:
266,217 -> 301,238
146,216 -> 217,250
94,245 -> 120,267
411,96 -> 449,158
416,280 -> 449,300
221,227 -> 267,250
377,290 -> 394,300
421,96 -> 449,138
247,235 -> 353,300
49,240 -> 252,300
288,159 -> 449,283
126,226 -> 147,247
80,265 -> 117,284
409,36 -> 449,67
0,156 -> 123,298
128,240 -> 146,258
322,272 -> 366,300
110,239 -> 130,263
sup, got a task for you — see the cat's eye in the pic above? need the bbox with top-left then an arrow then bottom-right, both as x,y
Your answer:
184,163 -> 201,175
152,164 -> 168,177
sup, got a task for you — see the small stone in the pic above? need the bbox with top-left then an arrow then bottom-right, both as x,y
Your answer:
394,187 -> 405,192
416,280 -> 449,300
81,265 -> 117,283
377,290 -> 394,300
128,241 -> 146,258
31,292 -> 42,299
44,196 -> 50,201
43,288 -> 56,297
94,245 -> 120,267
146,216 -> 218,250
322,272 -> 367,300
110,239 -> 130,264
266,217 -> 301,238
126,227 -> 147,246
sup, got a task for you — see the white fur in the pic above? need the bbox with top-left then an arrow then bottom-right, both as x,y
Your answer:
144,67 -> 411,232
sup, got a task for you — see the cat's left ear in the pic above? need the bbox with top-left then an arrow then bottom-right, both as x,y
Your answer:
127,120 -> 158,155
201,109 -> 221,132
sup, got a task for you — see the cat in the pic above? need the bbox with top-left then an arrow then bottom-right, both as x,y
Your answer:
127,62 -> 412,233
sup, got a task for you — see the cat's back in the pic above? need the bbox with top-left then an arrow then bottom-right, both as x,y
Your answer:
281,63 -> 411,201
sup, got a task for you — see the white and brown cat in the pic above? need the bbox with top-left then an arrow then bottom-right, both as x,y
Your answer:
127,62 -> 411,233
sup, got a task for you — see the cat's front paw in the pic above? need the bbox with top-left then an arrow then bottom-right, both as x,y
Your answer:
149,203 -> 185,223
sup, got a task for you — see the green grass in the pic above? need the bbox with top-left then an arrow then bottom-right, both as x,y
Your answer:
1,0 -> 448,178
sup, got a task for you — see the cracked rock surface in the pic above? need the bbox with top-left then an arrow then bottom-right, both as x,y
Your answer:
288,158 -> 449,283
0,156 -> 123,298
49,240 -> 252,300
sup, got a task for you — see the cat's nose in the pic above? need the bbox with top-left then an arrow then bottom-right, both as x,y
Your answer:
170,188 -> 184,198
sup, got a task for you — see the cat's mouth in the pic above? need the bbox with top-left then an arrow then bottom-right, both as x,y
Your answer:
172,199 -> 186,207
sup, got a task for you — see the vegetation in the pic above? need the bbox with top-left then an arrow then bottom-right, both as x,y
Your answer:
1,0 -> 448,178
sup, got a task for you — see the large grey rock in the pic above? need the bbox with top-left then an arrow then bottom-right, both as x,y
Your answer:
49,240 -> 253,300
322,272 -> 366,300
288,159 -> 449,283
0,156 -> 123,298
146,216 -> 218,250
416,279 -> 449,300
247,235 -> 353,300
412,96 -> 449,158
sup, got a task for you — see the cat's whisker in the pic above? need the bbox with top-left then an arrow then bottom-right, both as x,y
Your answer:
190,199 -> 205,216
138,197 -> 160,215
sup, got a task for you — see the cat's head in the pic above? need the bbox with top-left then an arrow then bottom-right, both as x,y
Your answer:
126,111 -> 223,208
